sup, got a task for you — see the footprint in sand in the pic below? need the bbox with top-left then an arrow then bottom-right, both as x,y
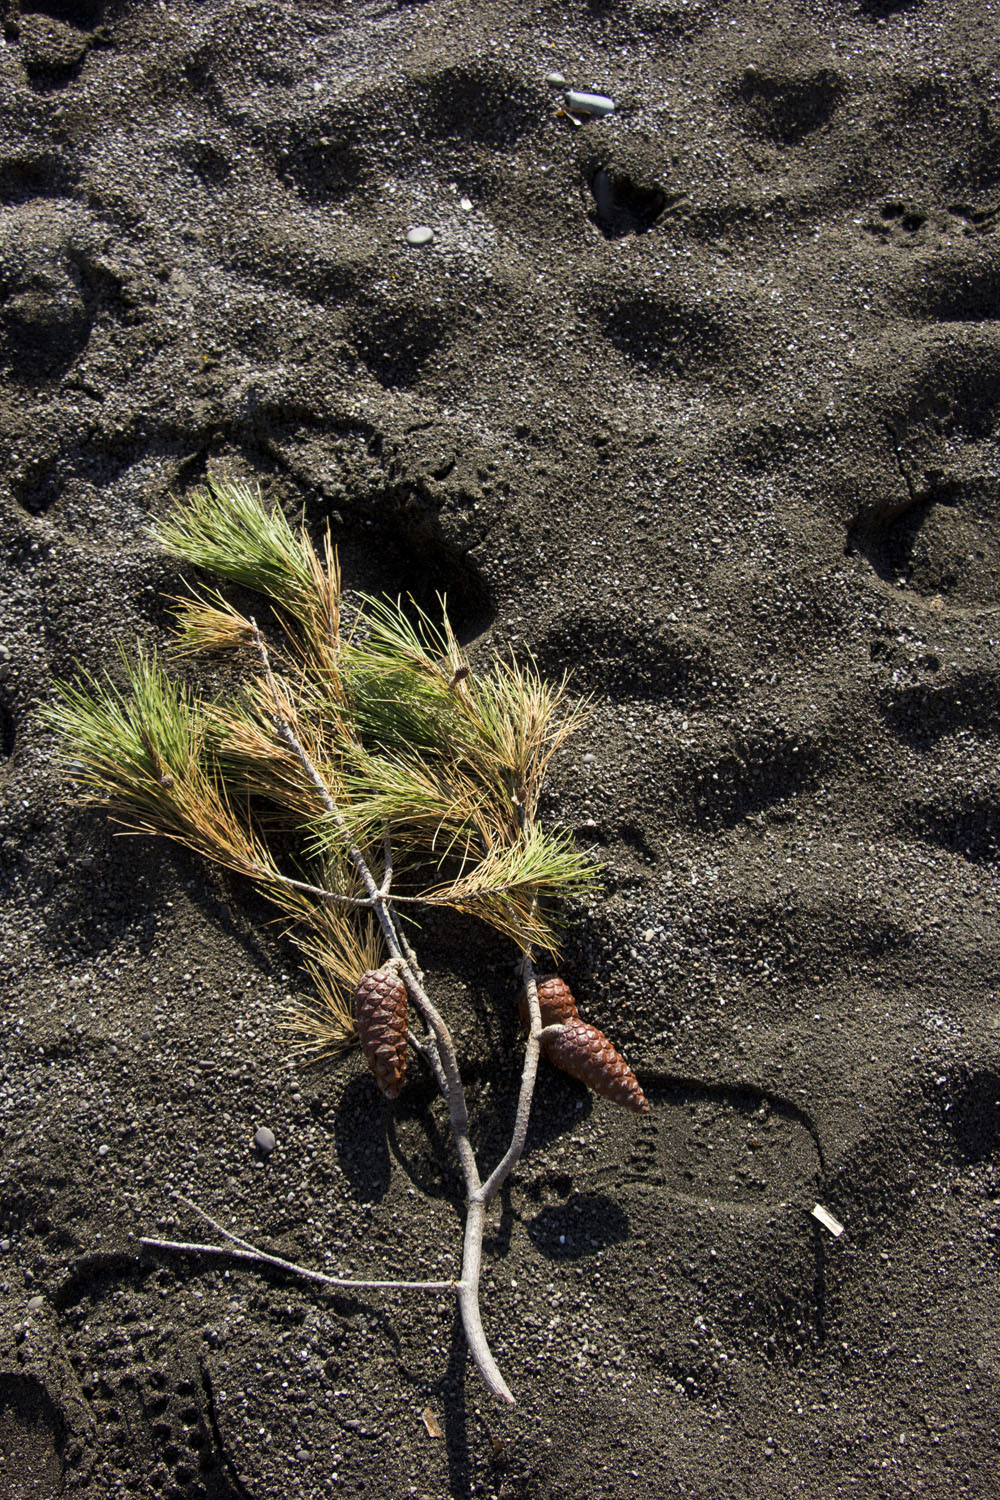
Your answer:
524,1077 -> 832,1362
0,1372 -> 68,1499
602,1078 -> 822,1207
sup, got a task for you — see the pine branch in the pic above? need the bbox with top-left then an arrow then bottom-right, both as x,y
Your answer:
47,477 -> 616,1407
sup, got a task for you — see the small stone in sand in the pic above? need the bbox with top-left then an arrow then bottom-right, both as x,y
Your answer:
565,90 -> 615,117
406,226 -> 435,246
254,1126 -> 276,1155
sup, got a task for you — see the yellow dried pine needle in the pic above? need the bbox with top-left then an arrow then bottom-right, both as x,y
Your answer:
283,982 -> 357,1060
170,593 -> 255,655
283,911 -> 382,1059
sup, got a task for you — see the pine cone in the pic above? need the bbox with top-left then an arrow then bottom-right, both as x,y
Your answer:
517,974 -> 579,1030
356,966 -> 408,1099
542,1016 -> 649,1114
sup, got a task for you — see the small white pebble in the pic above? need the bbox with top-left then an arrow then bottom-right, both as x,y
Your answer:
565,90 -> 615,116
546,71 -> 567,87
459,197 -> 473,212
406,225 -> 435,246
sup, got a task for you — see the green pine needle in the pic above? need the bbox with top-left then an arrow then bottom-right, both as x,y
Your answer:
421,822 -> 596,948
153,478 -> 314,611
153,478 -> 343,667
49,479 -> 600,1049
46,646 -> 208,827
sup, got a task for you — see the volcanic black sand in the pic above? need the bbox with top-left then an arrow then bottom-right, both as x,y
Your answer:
2,1 -> 1000,1496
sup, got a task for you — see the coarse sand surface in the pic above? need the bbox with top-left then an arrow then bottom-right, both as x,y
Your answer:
1,1 -> 999,1496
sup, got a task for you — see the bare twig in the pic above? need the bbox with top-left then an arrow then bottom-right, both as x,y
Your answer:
480,970 -> 563,1204
262,870 -> 377,908
397,923 -> 425,984
457,1197 -> 510,1400
268,870 -> 438,908
140,1196 -> 455,1293
380,826 -> 393,898
408,1027 -> 449,1096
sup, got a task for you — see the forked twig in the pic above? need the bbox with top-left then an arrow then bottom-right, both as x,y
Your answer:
230,620 -> 564,1402
142,959 -> 552,1403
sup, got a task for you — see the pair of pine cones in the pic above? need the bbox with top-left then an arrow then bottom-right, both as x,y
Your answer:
355,967 -> 648,1114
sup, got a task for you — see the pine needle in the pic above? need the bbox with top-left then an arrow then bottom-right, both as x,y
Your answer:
154,477 -> 344,673
153,478 -> 317,616
169,590 -> 255,655
283,910 -> 383,1057
421,823 -> 597,951
51,479 -> 599,1055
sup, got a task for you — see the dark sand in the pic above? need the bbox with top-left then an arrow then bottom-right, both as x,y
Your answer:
2,1 -> 1000,1496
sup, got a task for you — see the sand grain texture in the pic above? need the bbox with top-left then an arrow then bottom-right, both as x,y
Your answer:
1,1 -> 999,1496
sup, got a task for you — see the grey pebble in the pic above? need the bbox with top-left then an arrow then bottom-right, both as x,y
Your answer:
406,226 -> 435,246
27,1295 -> 44,1311
565,90 -> 615,117
254,1126 -> 276,1155
546,71 -> 567,87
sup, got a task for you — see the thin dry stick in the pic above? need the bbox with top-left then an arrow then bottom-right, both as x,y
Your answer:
267,869 -> 427,908
140,1194 -> 455,1293
408,1027 -> 450,1096
380,826 -> 393,898
482,1008 -> 566,1203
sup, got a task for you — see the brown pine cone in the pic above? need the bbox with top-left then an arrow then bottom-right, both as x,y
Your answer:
517,975 -> 579,1030
542,1016 -> 649,1114
356,966 -> 408,1099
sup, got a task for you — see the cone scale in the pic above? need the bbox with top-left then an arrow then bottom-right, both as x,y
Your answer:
356,966 -> 408,1099
519,975 -> 648,1114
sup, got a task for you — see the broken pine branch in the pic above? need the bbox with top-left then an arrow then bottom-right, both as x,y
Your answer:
48,477 -> 647,1405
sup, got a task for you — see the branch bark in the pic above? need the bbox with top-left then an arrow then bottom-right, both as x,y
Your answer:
141,1195 -> 456,1293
